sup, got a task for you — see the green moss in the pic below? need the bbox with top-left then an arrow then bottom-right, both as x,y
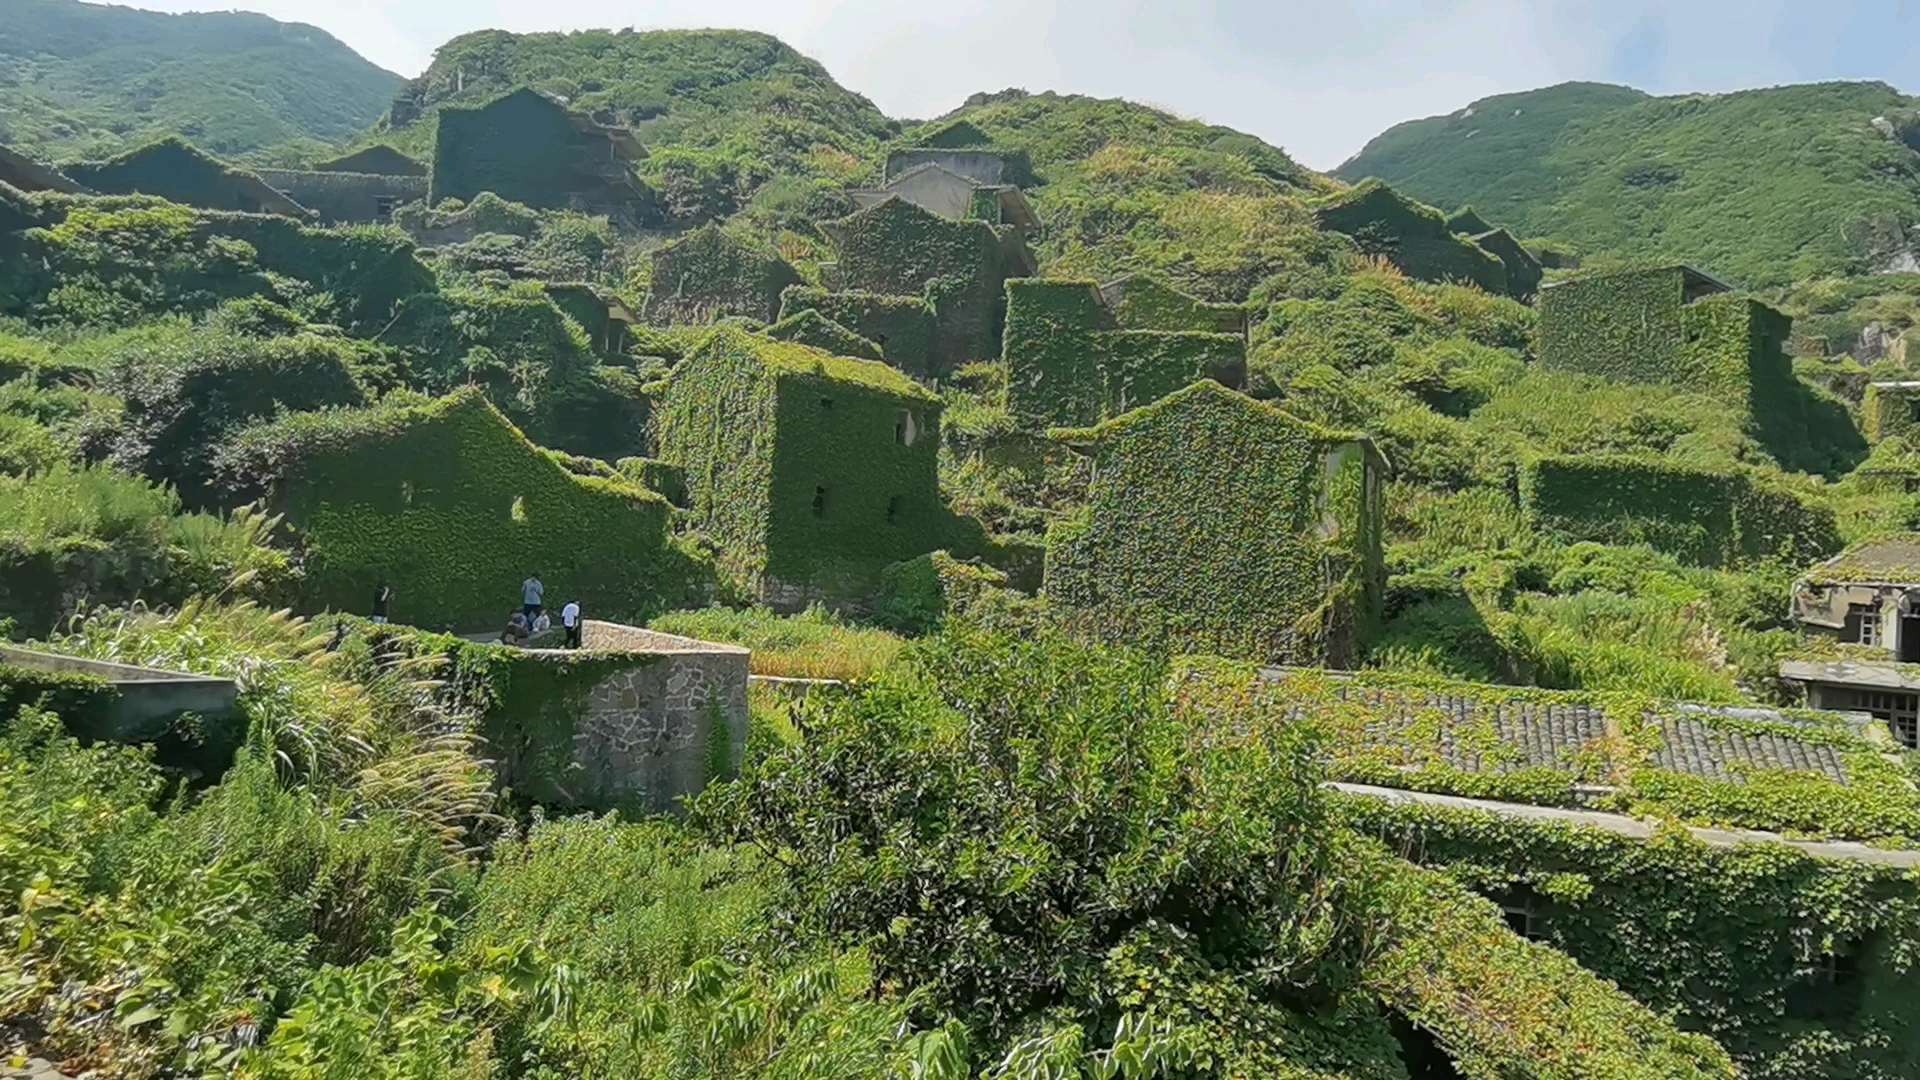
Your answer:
1046,381 -> 1383,665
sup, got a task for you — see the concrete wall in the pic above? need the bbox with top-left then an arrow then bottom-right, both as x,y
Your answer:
255,170 -> 427,225
0,645 -> 237,742
556,620 -> 749,814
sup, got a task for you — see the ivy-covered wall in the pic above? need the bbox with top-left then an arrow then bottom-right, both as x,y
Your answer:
1862,381 -> 1920,444
1002,278 -> 1245,430
65,138 -> 305,218
779,286 -> 939,378
1467,228 -> 1543,302
823,197 -> 1027,374
221,389 -> 705,631
1520,454 -> 1841,568
763,309 -> 884,361
1536,266 -> 1702,386
1100,274 -> 1247,333
641,223 -> 800,325
1344,800 -> 1920,1080
431,88 -> 614,211
1046,380 -> 1384,665
1312,180 -> 1509,296
651,327 -> 949,604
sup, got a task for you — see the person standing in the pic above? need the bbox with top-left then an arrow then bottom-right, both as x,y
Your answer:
521,574 -> 544,621
561,599 -> 582,649
371,583 -> 392,624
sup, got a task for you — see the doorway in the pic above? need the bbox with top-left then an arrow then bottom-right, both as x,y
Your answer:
1902,616 -> 1920,663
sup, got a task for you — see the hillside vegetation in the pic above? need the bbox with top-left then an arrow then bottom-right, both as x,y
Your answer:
0,0 -> 403,163
1337,80 -> 1920,287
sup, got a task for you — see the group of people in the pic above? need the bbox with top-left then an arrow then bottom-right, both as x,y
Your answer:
503,574 -> 582,648
368,575 -> 583,649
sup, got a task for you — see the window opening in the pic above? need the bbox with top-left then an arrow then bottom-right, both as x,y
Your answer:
1907,396 -> 1920,425
819,397 -> 833,411
886,496 -> 901,524
812,486 -> 827,518
1854,607 -> 1883,648
894,409 -> 918,445
510,495 -> 527,523
374,195 -> 399,223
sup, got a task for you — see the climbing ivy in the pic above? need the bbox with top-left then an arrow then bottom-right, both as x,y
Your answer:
641,223 -> 800,325
1045,381 -> 1382,665
762,309 -> 883,361
220,389 -> 706,631
1311,180 -> 1508,296
1520,454 -> 1840,569
778,286 -> 939,378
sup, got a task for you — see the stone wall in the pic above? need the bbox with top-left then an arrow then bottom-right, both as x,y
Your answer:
559,620 -> 750,814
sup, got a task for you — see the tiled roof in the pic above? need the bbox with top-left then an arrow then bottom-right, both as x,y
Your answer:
1255,669 -> 1861,788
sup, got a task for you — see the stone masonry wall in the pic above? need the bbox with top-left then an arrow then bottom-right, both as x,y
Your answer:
564,620 -> 750,814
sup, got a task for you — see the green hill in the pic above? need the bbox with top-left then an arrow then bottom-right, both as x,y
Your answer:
0,0 -> 403,162
1337,80 -> 1920,287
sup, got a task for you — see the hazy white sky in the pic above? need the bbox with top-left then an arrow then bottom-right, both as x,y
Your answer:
127,0 -> 1920,169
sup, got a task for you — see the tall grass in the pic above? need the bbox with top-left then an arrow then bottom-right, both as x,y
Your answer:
649,605 -> 905,681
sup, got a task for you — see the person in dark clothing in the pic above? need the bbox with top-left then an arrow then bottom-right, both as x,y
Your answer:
371,583 -> 392,624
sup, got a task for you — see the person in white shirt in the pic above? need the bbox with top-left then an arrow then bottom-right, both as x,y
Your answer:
561,600 -> 582,649
531,611 -> 551,635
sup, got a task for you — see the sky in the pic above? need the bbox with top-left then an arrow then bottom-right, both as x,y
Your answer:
127,0 -> 1920,170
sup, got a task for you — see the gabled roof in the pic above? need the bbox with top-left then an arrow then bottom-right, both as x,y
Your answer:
313,145 -> 426,177
849,162 -> 1041,231
459,88 -> 646,162
65,137 -> 311,219
0,144 -> 87,194
1051,378 -> 1349,450
1540,263 -> 1735,298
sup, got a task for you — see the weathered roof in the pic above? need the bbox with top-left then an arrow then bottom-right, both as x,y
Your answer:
1780,658 -> 1920,693
691,326 -> 936,400
1802,534 -> 1920,585
1052,379 -> 1354,450
1539,263 -> 1735,297
1246,668 -> 1881,791
0,144 -> 87,194
312,144 -> 426,177
65,137 -> 311,219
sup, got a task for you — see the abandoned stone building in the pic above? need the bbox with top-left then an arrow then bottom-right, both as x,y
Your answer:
1004,275 -> 1248,430
649,327 -> 948,608
818,197 -> 1036,375
849,161 -> 1040,234
431,87 -> 649,217
64,138 -> 310,218
641,224 -> 802,325
1537,265 -> 1792,394
1312,181 -> 1510,297
0,144 -> 88,195
257,168 -> 426,225
1863,380 -> 1920,444
547,282 -> 639,359
1783,535 -> 1920,745
1047,380 -> 1384,666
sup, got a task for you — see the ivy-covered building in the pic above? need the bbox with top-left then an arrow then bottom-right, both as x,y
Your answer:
1519,454 -> 1839,569
1184,665 -> 1920,1080
849,162 -> 1040,234
1311,180 -> 1510,297
1863,380 -> 1920,444
649,326 -> 950,608
778,286 -> 939,379
313,145 -> 425,177
221,389 -> 704,631
641,224 -> 801,325
0,144 -> 87,195
431,88 -> 651,217
65,138 -> 311,218
1537,265 -> 1791,394
256,169 -> 426,225
1047,380 -> 1384,666
818,196 -> 1035,375
1003,276 -> 1247,430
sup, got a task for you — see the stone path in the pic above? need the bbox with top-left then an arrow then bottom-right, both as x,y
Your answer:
2,1058 -> 71,1080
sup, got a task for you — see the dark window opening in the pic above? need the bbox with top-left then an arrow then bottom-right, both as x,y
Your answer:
1786,942 -> 1866,1022
1903,615 -> 1920,664
1389,1012 -> 1464,1080
812,486 -> 827,518
819,397 -> 833,411
1907,397 -> 1920,425
1847,605 -> 1884,648
886,496 -> 901,524
375,196 -> 399,223
1490,885 -> 1545,942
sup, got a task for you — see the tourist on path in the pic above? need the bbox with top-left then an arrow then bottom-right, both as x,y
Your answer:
502,611 -> 531,646
371,583 -> 392,624
522,574 -> 544,620
561,600 -> 582,649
